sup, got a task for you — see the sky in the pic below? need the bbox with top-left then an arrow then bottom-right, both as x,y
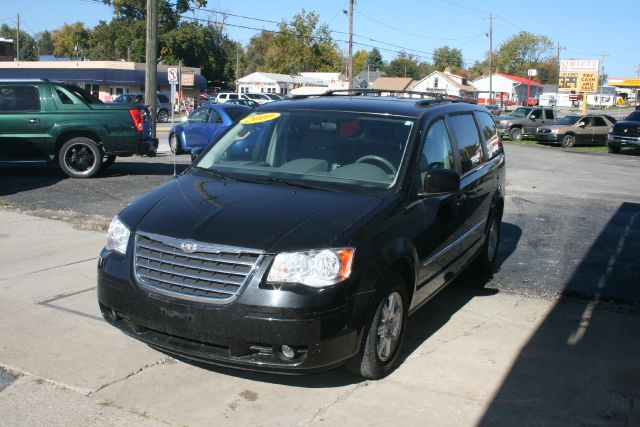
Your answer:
2,0 -> 638,80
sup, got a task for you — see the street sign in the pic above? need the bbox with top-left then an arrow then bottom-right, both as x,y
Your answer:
527,69 -> 537,77
168,67 -> 178,84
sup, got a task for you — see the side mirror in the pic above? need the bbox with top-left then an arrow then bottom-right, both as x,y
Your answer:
422,169 -> 460,194
577,121 -> 585,127
191,146 -> 205,162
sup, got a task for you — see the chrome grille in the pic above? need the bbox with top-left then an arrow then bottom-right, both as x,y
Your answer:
134,232 -> 264,303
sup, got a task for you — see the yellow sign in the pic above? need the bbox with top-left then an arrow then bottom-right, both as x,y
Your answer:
609,78 -> 640,88
240,112 -> 281,124
558,71 -> 599,93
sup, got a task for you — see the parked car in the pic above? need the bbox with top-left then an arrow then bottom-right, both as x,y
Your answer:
0,79 -> 156,178
112,92 -> 172,123
607,110 -> 640,153
98,91 -> 506,379
168,103 -> 251,154
215,92 -> 240,103
496,107 -> 556,141
536,114 -> 617,147
484,104 -> 501,116
264,93 -> 284,101
225,98 -> 260,109
241,93 -> 273,104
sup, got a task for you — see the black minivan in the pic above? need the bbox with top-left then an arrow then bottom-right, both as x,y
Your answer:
98,92 -> 506,379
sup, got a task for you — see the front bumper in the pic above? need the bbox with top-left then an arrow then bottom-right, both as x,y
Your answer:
535,132 -> 562,142
608,134 -> 640,147
97,255 -> 368,374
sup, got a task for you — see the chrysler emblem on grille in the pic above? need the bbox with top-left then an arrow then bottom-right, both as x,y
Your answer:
180,241 -> 197,253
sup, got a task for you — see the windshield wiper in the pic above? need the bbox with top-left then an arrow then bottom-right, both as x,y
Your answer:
256,177 -> 337,192
191,166 -> 234,181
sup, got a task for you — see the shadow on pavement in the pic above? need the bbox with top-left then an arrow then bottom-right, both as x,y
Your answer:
478,202 -> 640,426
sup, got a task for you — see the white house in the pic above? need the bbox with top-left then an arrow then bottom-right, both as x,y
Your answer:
473,73 -> 544,105
412,69 -> 475,97
237,72 -> 348,96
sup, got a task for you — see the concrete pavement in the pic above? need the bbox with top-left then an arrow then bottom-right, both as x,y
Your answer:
1,208 -> 639,426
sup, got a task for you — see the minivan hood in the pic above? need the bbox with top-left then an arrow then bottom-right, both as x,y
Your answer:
124,171 -> 385,253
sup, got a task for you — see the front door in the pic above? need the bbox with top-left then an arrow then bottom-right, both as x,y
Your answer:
0,84 -> 47,162
575,116 -> 594,144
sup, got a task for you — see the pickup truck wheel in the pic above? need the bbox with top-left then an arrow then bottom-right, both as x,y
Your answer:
561,134 -> 575,148
607,142 -> 621,153
58,138 -> 103,178
102,155 -> 116,169
157,109 -> 169,123
509,127 -> 523,141
169,133 -> 183,154
346,273 -> 408,379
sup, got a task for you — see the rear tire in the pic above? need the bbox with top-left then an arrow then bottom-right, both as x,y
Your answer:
473,211 -> 501,277
58,137 -> 103,178
561,134 -> 575,148
346,272 -> 408,379
157,109 -> 169,123
509,127 -> 523,141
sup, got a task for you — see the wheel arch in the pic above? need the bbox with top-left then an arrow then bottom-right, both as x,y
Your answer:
55,131 -> 103,158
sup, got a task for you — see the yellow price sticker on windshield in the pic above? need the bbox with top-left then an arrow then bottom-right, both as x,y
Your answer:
240,112 -> 281,124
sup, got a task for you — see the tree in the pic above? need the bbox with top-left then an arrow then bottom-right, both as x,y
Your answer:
52,22 -> 90,59
352,49 -> 368,75
0,24 -> 37,60
367,48 -> 384,71
385,54 -> 420,79
244,10 -> 342,74
495,31 -> 553,77
35,31 -> 54,56
432,46 -> 464,72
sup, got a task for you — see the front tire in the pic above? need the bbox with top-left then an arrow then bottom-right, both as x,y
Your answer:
561,134 -> 575,148
346,272 -> 408,379
58,137 -> 103,178
509,127 -> 523,141
607,142 -> 621,153
169,133 -> 183,154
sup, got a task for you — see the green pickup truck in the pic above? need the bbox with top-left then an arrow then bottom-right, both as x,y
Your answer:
0,79 -> 157,178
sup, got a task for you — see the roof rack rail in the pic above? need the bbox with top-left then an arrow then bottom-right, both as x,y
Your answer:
0,78 -> 49,82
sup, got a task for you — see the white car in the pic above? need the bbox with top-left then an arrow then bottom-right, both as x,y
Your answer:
215,92 -> 240,103
241,93 -> 273,105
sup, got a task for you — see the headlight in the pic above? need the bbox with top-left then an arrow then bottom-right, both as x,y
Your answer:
267,248 -> 355,288
106,216 -> 130,255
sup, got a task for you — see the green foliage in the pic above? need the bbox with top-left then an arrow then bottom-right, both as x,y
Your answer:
384,54 -> 420,79
35,31 -> 54,56
353,50 -> 368,75
244,10 -> 342,74
0,24 -> 37,60
433,46 -> 464,71
495,31 -> 553,77
52,22 -> 91,58
367,48 -> 384,71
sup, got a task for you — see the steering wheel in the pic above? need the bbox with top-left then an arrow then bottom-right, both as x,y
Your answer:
355,155 -> 397,174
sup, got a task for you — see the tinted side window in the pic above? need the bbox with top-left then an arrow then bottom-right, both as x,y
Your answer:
593,117 -> 607,126
419,119 -> 455,191
188,108 -> 209,123
208,110 -> 222,124
225,108 -> 249,122
157,94 -> 170,103
475,111 -> 502,160
0,85 -> 40,112
448,114 -> 483,174
530,109 -> 542,119
545,110 -> 554,120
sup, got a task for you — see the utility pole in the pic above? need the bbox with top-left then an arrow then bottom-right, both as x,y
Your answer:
598,51 -> 608,108
145,0 -> 158,140
348,0 -> 354,90
487,14 -> 494,106
16,14 -> 20,61
235,49 -> 240,95
555,42 -> 565,113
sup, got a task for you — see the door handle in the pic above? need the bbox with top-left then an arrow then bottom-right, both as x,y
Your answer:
465,188 -> 480,196
27,118 -> 39,124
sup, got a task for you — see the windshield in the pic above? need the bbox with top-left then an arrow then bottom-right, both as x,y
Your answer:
194,110 -> 415,191
556,116 -> 581,125
510,107 -> 531,118
625,111 -> 640,121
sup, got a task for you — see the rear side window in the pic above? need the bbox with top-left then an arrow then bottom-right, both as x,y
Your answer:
545,110 -> 554,120
448,113 -> 484,174
475,111 -> 502,160
157,94 -> 170,103
225,108 -> 249,122
593,117 -> 607,127
0,85 -> 40,112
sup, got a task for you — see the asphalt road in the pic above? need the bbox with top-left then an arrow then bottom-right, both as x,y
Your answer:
1,142 -> 639,305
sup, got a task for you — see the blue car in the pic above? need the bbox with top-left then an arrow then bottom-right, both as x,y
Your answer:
169,103 -> 251,154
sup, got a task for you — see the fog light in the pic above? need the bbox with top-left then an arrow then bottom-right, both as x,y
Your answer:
281,345 -> 296,359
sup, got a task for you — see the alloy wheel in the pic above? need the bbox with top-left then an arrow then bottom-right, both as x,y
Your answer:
376,291 -> 403,362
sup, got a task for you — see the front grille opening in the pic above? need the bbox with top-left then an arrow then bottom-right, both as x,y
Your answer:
134,233 -> 263,303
